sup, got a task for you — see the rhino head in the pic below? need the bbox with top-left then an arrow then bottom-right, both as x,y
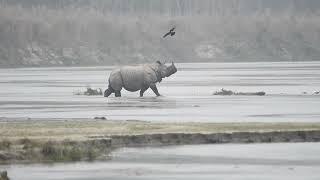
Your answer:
153,61 -> 177,83
156,61 -> 168,79
155,61 -> 177,78
165,62 -> 177,77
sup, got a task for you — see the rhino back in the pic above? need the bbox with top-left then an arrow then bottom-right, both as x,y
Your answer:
120,66 -> 145,92
143,64 -> 158,83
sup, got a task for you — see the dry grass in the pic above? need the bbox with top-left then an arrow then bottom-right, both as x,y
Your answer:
1,119 -> 320,141
1,119 -> 320,164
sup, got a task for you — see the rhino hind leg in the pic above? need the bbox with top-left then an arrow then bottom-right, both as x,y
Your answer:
115,91 -> 121,97
104,85 -> 115,97
104,88 -> 114,97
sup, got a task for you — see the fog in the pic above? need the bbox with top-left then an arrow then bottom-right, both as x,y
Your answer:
1,0 -> 320,67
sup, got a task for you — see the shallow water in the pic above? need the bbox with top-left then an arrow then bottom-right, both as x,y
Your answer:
0,61 -> 320,122
2,143 -> 320,180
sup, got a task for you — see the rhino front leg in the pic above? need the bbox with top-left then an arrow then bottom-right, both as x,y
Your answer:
140,86 -> 149,97
115,90 -> 121,97
150,83 -> 161,96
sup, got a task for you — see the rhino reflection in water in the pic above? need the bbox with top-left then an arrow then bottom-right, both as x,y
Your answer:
104,61 -> 177,97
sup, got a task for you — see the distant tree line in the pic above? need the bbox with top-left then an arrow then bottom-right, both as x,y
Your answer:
0,0 -> 320,67
2,0 -> 320,16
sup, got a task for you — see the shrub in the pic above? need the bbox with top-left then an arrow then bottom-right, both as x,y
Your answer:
69,147 -> 82,161
0,140 -> 11,150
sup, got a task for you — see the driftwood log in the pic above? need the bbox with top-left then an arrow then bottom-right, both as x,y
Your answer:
213,88 -> 266,96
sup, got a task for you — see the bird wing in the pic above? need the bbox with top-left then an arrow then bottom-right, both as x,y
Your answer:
163,31 -> 171,38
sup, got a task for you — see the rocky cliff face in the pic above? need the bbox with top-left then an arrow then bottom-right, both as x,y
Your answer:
1,0 -> 320,67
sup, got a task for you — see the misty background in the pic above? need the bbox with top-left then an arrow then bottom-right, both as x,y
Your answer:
1,0 -> 320,67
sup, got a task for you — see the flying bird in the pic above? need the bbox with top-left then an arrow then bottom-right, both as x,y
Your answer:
163,27 -> 176,38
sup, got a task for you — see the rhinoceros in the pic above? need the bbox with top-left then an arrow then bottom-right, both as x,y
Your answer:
104,61 -> 177,97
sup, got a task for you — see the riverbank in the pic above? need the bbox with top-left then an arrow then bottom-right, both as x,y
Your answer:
1,118 -> 320,164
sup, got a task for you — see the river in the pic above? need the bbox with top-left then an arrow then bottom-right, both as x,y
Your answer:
0,61 -> 319,122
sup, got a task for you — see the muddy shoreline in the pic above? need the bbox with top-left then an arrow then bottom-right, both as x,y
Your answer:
107,130 -> 320,147
1,119 -> 320,164
1,130 -> 320,164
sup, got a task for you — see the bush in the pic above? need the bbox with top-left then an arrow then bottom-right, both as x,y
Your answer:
41,141 -> 61,161
87,147 -> 98,161
20,138 -> 36,150
0,140 -> 11,150
69,147 -> 82,161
